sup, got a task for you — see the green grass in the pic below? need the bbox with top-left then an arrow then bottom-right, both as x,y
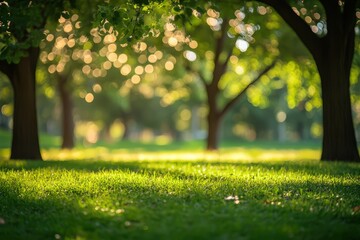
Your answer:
0,129 -> 359,239
0,151 -> 359,239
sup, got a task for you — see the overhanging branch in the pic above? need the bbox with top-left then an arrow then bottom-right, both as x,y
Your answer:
257,0 -> 322,60
219,59 -> 278,117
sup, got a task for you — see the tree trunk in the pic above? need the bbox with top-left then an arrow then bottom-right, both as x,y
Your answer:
9,48 -> 42,160
206,89 -> 221,150
317,35 -> 359,162
257,0 -> 360,162
206,112 -> 221,150
57,74 -> 75,149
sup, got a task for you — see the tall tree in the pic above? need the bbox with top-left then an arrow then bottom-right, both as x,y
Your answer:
165,7 -> 278,149
0,1 -> 72,159
0,0 -> 177,159
253,0 -> 360,162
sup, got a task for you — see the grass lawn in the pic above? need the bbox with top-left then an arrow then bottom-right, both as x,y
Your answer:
0,130 -> 359,239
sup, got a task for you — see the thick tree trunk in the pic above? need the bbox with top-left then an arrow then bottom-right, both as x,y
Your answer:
9,48 -> 42,160
57,74 -> 75,149
317,35 -> 359,162
257,0 -> 359,162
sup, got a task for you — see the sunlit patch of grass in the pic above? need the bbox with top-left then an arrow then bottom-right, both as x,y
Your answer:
38,147 -> 320,163
0,148 -> 359,239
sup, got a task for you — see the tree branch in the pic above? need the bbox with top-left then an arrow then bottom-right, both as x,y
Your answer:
257,0 -> 322,61
211,18 -> 230,87
219,59 -> 277,117
184,62 -> 208,88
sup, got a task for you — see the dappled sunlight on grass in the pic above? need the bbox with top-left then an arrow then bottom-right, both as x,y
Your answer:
38,147 -> 320,162
0,146 -> 359,239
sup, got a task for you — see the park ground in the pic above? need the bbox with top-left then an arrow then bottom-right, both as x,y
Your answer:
0,130 -> 359,239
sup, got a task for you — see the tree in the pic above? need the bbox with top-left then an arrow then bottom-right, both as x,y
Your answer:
252,0 -> 360,162
0,1 -> 76,159
0,0 -> 179,159
164,6 -> 278,149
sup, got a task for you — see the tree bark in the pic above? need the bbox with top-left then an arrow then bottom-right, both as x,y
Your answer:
317,29 -> 359,161
206,89 -> 221,150
8,48 -> 42,160
57,74 -> 75,149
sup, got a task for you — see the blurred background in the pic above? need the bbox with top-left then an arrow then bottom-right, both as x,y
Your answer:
1,3 -> 359,149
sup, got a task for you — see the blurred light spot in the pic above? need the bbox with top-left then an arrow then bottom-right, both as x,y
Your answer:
236,39 -> 249,52
1,104 -> 12,117
305,16 -> 312,24
82,65 -> 91,75
235,66 -> 244,75
300,8 -> 307,15
207,9 -> 219,18
48,65 -> 56,74
121,64 -> 132,76
92,68 -> 101,78
107,52 -> 118,62
67,39 -> 75,48
136,42 -> 147,51
93,84 -> 102,93
311,123 -> 322,138
276,111 -> 287,123
206,17 -> 218,27
56,63 -> 65,73
184,50 -> 196,61
46,34 -> 54,42
138,54 -> 147,64
113,61 -> 122,68
79,35 -> 88,43
135,66 -> 144,75
230,55 -> 238,64
145,64 -> 154,73
168,37 -> 178,47
155,50 -> 163,60
75,21 -> 81,29
189,40 -> 198,49
165,61 -> 174,71
131,75 -> 141,84
108,43 -> 117,52
63,22 -> 73,33
148,46 -> 157,53
83,55 -> 93,64
204,52 -> 214,61
257,6 -> 267,15
55,37 -> 67,49
110,120 -> 124,139
311,25 -> 318,33
235,10 -> 245,20
93,36 -> 102,43
180,108 -> 191,121
104,34 -> 116,43
58,16 -> 66,24
118,54 -> 128,63
165,23 -> 176,31
148,54 -> 157,63
71,14 -> 79,22
85,93 -> 94,103
103,61 -> 112,70
314,12 -> 321,20
292,7 -> 300,16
